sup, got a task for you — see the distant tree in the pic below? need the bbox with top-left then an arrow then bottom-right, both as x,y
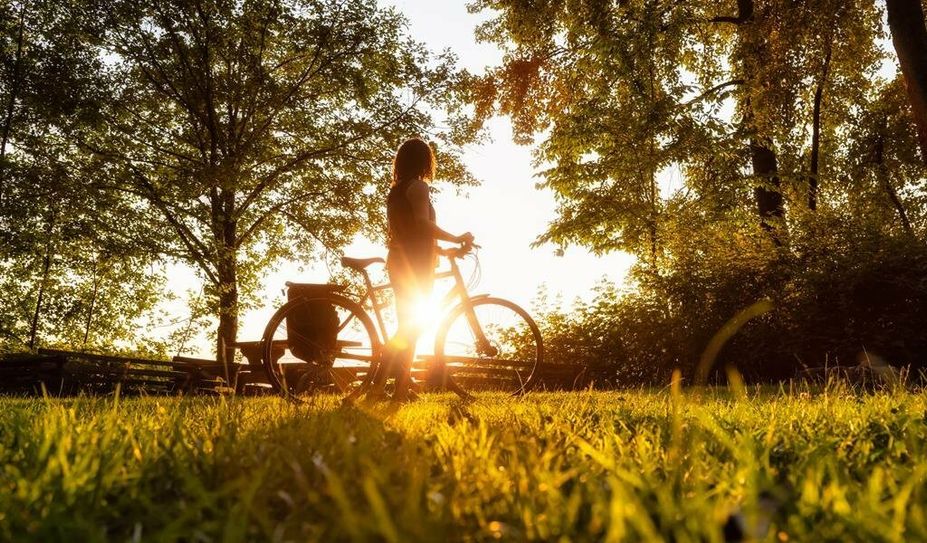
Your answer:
72,0 -> 475,364
0,0 -> 167,353
846,77 -> 927,235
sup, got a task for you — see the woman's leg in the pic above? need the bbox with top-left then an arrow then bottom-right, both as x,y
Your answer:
386,253 -> 432,401
390,289 -> 423,400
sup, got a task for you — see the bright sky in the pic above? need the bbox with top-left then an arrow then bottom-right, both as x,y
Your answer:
168,1 -> 635,358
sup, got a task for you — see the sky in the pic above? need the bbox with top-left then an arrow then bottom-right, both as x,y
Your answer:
168,1 -> 636,357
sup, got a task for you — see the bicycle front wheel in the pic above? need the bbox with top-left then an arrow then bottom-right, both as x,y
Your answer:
433,297 -> 543,394
261,293 -> 381,397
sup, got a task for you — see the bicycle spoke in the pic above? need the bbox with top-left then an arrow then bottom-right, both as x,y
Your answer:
262,294 -> 380,397
437,298 -> 542,394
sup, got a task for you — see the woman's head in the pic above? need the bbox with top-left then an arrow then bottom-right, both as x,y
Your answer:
392,137 -> 436,185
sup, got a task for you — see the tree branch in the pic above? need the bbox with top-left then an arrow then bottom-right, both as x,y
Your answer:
79,136 -> 219,283
708,15 -> 743,24
682,79 -> 745,107
132,172 -> 218,285
236,95 -> 426,219
236,190 -> 324,247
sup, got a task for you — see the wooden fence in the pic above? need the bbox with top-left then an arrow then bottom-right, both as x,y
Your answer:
0,348 -> 588,396
0,349 -> 229,396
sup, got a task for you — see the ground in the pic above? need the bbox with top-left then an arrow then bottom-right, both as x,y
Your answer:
1,387 -> 925,542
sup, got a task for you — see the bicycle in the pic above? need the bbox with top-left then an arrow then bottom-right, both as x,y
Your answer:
259,243 -> 544,399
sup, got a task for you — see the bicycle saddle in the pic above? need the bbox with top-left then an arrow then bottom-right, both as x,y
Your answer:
341,256 -> 385,270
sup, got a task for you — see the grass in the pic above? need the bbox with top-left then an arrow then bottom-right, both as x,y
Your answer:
1,386 -> 926,542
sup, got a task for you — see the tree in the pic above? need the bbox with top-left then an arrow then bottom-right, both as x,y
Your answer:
467,0 -> 704,266
466,0 -> 783,257
0,0 -> 24,207
718,0 -> 881,225
885,0 -> 927,164
0,0 -> 168,353
846,77 -> 927,235
73,0 -> 475,364
468,0 -> 883,258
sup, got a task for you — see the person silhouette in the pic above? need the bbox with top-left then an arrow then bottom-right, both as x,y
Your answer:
373,137 -> 473,402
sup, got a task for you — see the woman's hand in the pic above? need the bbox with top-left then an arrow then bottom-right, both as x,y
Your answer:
456,232 -> 475,245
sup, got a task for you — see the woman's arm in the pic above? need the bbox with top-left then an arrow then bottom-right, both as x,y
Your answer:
407,180 -> 473,243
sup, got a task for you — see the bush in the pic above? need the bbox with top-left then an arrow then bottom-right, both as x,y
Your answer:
531,214 -> 927,386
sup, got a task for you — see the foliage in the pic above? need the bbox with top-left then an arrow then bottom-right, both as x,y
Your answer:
529,212 -> 927,384
2,391 -> 927,541
0,250 -> 169,355
0,0 -> 478,358
0,0 -> 168,353
469,0 -> 927,382
466,0 -> 901,259
0,159 -> 169,353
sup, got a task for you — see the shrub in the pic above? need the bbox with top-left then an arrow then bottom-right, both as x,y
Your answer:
530,214 -> 927,386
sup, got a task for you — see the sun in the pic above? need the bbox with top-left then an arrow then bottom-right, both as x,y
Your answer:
412,294 -> 445,330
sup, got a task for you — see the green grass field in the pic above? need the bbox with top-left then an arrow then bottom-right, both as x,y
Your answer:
2,387 -> 926,542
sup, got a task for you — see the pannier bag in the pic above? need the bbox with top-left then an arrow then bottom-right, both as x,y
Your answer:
285,283 -> 340,365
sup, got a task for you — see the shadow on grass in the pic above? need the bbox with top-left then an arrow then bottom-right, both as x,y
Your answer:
114,396 -> 464,542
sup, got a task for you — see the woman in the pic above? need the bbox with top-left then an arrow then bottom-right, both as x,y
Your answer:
377,137 -> 473,402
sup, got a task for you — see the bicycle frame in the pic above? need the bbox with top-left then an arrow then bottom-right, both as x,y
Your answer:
348,247 -> 494,354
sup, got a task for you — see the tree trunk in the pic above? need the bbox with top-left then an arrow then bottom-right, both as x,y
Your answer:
0,2 -> 26,207
882,173 -> 913,235
28,225 -> 54,351
873,132 -> 914,235
809,47 -> 831,210
750,139 -> 785,245
215,247 -> 238,371
731,0 -> 786,244
644,53 -> 660,268
808,108 -> 822,210
82,255 -> 101,349
886,0 -> 927,164
215,191 -> 239,372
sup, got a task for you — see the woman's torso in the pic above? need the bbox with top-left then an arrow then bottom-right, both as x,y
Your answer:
387,178 -> 436,275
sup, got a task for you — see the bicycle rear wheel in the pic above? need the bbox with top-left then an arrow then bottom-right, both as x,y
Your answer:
433,297 -> 543,394
261,293 -> 381,397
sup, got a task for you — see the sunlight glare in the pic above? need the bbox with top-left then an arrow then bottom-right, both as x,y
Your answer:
412,294 -> 445,330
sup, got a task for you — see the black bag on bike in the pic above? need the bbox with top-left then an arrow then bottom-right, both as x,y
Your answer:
285,283 -> 340,364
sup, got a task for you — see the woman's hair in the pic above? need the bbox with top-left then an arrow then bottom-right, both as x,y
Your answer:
392,137 -> 436,186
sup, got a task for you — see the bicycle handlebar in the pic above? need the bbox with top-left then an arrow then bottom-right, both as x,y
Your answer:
437,241 -> 480,259
341,243 -> 478,275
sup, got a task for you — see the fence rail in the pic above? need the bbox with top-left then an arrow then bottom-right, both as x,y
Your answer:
0,347 -> 589,396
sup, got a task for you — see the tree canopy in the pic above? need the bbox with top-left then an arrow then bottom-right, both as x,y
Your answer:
467,0 -> 927,378
1,0 -> 477,359
468,0 -> 915,262
0,0 -> 168,353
